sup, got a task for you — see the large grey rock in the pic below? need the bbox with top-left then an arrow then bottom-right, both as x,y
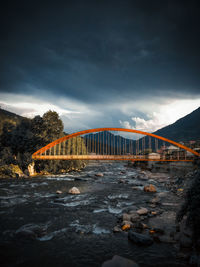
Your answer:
128,231 -> 153,246
102,255 -> 139,267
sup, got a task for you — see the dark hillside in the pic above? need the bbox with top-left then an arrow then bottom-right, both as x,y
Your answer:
153,107 -> 200,142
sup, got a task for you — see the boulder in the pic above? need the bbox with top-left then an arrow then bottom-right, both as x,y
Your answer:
69,187 -> 80,194
128,230 -> 153,246
144,184 -> 157,193
137,208 -> 148,215
102,255 -> 139,267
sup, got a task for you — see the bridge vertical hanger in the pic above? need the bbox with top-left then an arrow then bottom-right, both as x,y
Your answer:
32,127 -> 200,161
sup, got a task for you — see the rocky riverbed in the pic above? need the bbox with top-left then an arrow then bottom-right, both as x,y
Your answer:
0,161 -> 196,266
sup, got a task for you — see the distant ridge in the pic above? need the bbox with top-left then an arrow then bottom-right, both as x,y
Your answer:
153,107 -> 200,142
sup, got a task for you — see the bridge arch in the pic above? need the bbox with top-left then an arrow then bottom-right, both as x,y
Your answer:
32,128 -> 200,160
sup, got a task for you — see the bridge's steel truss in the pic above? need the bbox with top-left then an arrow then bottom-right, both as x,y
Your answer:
32,128 -> 200,161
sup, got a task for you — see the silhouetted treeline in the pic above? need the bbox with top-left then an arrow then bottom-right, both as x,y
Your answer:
0,110 -> 86,174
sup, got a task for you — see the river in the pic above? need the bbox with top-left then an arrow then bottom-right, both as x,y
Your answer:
0,162 -> 187,266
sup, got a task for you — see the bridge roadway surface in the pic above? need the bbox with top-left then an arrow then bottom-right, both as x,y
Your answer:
32,154 -> 193,161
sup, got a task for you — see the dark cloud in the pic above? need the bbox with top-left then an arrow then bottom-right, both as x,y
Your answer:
0,0 -> 200,103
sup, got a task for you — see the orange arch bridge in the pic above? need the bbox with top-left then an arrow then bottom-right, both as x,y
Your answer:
32,128 -> 200,162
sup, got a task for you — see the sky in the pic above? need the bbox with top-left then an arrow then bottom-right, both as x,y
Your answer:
0,0 -> 200,136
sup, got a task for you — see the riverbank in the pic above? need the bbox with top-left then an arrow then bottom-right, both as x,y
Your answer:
0,161 -> 199,266
0,162 -> 87,179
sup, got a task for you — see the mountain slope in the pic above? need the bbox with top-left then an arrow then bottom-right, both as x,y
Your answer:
153,107 -> 200,142
0,108 -> 24,134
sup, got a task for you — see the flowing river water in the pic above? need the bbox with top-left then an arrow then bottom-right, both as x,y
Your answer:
0,162 -> 188,267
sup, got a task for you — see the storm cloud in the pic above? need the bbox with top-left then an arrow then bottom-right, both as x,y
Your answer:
0,0 -> 200,133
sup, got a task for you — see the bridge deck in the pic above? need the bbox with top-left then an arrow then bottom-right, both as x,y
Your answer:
32,155 -> 193,162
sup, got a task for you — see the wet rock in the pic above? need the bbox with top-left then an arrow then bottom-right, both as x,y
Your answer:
15,224 -> 46,240
144,184 -> 157,193
137,208 -> 148,215
148,211 -> 176,236
102,255 -> 139,267
151,227 -> 165,235
16,229 -> 37,240
132,222 -> 144,231
122,224 -> 131,231
113,226 -> 122,233
56,190 -> 62,194
121,220 -> 133,227
141,223 -> 148,229
150,196 -> 160,204
69,187 -> 80,194
130,212 -> 140,222
122,213 -> 132,221
128,230 -> 153,246
95,173 -> 104,177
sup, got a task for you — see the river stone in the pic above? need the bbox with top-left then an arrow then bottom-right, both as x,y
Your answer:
95,173 -> 104,177
150,196 -> 160,204
122,213 -> 132,221
69,187 -> 80,194
113,226 -> 122,233
130,213 -> 140,222
128,230 -> 153,246
137,208 -> 148,215
121,220 -> 133,227
144,184 -> 157,193
102,255 -> 139,267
